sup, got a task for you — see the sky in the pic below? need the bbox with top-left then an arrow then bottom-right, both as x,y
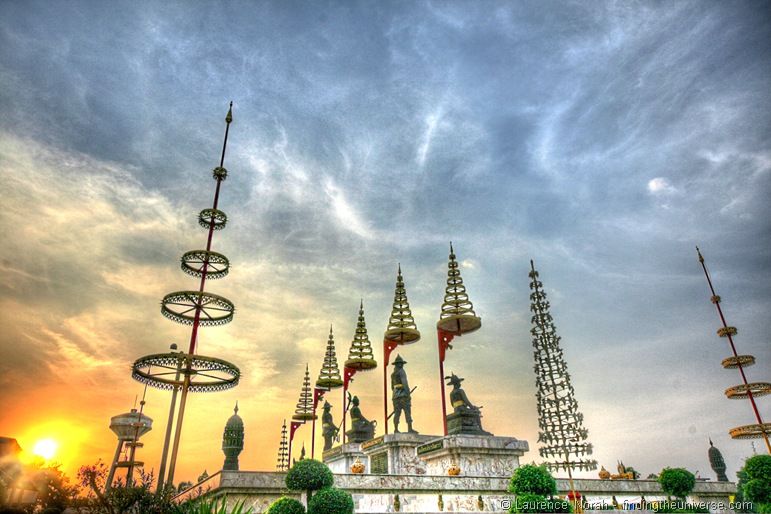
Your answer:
1,0 -> 770,486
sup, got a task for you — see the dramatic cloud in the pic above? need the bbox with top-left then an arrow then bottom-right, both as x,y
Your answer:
0,0 -> 769,484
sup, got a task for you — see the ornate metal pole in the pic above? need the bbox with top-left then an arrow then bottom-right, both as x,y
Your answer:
383,265 -> 420,434
156,344 -> 181,493
436,244 -> 481,436
697,248 -> 771,453
343,301 -> 377,443
313,327 -> 343,458
132,104 -> 240,490
277,420 -> 289,471
529,260 -> 596,510
290,365 -> 316,464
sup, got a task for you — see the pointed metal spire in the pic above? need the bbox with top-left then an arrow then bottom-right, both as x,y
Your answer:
385,264 -> 420,343
292,364 -> 317,421
437,243 -> 481,334
345,301 -> 377,371
234,401 -> 239,415
316,325 -> 344,389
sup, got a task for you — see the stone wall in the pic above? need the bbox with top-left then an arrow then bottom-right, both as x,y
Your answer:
176,470 -> 736,513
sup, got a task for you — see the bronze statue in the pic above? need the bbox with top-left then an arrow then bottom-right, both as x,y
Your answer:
445,373 -> 491,436
391,355 -> 417,434
346,395 -> 376,443
321,401 -> 337,451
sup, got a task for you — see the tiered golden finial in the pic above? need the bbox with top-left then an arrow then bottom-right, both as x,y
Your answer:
345,300 -> 378,370
437,243 -> 481,334
292,364 -> 317,421
316,326 -> 344,389
384,264 -> 421,344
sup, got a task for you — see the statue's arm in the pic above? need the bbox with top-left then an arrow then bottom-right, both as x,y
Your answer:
401,370 -> 410,391
459,389 -> 475,408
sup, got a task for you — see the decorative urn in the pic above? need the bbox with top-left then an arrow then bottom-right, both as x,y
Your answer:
351,457 -> 365,474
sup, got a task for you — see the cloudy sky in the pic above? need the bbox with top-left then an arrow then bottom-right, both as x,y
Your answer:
1,1 -> 769,485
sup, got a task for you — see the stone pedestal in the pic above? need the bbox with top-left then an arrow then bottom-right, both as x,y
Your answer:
322,442 -> 367,474
446,409 -> 492,436
416,434 -> 529,477
360,433 -> 439,475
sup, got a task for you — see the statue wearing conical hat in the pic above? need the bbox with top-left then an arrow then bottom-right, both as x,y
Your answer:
322,401 -> 338,451
346,396 -> 376,443
391,355 -> 417,434
445,373 -> 491,436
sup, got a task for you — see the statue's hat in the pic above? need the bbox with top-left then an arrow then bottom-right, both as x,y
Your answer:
393,354 -> 407,365
444,373 -> 464,385
323,400 -> 332,409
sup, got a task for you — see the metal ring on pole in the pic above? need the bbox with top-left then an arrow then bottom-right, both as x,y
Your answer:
132,352 -> 240,392
161,291 -> 234,326
180,250 -> 230,279
721,355 -> 755,369
198,208 -> 227,230
729,423 -> 771,440
724,382 -> 771,399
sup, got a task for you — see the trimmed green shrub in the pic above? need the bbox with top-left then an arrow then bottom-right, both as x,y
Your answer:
267,497 -> 305,514
285,459 -> 334,499
307,487 -> 353,514
742,455 -> 771,506
508,464 -> 557,496
658,467 -> 695,500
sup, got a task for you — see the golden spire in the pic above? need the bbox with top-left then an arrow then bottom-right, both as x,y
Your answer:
437,243 -> 481,334
316,325 -> 344,389
384,264 -> 421,344
292,364 -> 317,421
345,300 -> 378,371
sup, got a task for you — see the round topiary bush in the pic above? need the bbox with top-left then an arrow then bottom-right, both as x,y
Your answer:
307,487 -> 353,514
267,497 -> 306,514
743,455 -> 771,506
508,464 -> 558,497
285,459 -> 334,499
658,467 -> 696,500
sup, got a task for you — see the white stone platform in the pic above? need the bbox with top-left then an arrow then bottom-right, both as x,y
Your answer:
322,442 -> 368,474
360,433 -> 439,475
417,434 -> 529,477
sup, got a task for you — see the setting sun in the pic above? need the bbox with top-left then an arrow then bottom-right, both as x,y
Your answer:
32,438 -> 58,461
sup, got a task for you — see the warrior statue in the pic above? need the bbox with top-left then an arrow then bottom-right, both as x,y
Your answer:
391,355 -> 417,434
321,401 -> 337,451
346,395 -> 376,443
445,373 -> 491,436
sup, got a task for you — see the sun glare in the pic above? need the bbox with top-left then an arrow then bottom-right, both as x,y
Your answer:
32,438 -> 58,460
